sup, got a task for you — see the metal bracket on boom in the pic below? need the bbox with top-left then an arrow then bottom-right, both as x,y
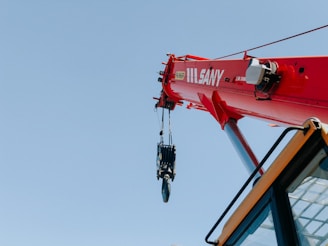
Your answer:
199,91 -> 263,177
154,91 -> 176,110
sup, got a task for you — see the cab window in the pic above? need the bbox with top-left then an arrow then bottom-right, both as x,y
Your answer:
227,197 -> 277,246
287,151 -> 328,245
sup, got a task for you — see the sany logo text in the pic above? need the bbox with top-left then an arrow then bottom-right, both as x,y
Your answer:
186,68 -> 224,87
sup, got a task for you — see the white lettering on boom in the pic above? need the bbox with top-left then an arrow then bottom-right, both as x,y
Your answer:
186,68 -> 224,87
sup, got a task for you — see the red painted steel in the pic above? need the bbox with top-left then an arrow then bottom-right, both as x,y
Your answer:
156,54 -> 328,126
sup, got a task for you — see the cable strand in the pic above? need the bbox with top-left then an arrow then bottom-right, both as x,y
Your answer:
215,24 -> 328,60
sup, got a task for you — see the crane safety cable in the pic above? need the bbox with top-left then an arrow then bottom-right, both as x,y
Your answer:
215,24 -> 328,60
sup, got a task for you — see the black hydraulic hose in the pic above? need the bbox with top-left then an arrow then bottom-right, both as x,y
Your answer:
205,125 -> 307,245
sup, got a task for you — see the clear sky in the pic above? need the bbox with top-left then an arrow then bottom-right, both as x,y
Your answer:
1,1 -> 327,246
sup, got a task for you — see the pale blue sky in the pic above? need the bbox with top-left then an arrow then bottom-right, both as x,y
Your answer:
1,1 -> 327,246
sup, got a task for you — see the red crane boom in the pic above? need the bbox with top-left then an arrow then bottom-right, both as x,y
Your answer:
155,53 -> 328,128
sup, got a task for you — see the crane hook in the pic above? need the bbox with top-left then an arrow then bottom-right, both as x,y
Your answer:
156,108 -> 176,203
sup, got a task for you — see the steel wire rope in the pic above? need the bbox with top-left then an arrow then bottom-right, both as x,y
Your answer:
157,107 -> 173,145
155,107 -> 163,139
168,109 -> 173,145
160,107 -> 165,144
215,24 -> 328,60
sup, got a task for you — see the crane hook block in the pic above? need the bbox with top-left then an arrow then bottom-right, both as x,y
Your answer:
156,143 -> 176,181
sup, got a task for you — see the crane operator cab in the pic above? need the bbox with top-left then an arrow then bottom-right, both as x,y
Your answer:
205,118 -> 328,246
